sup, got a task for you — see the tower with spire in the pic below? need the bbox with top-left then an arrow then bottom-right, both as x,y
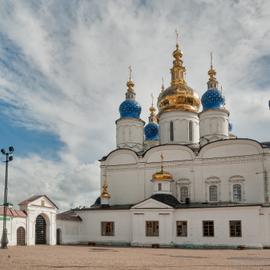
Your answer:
144,94 -> 159,149
157,31 -> 200,145
116,66 -> 145,152
199,53 -> 230,145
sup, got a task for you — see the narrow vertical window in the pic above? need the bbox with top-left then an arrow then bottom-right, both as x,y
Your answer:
180,186 -> 189,203
158,183 -> 162,191
233,184 -> 242,202
230,220 -> 242,237
189,121 -> 193,142
203,220 -> 214,237
176,221 -> 188,237
209,185 -> 218,202
170,121 -> 174,142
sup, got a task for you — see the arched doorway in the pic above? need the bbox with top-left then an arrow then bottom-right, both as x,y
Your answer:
17,227 -> 26,246
35,215 -> 47,244
56,228 -> 62,245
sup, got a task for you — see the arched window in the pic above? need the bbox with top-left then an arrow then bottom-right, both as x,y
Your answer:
209,185 -> 218,202
180,186 -> 189,202
233,184 -> 242,202
189,121 -> 193,142
170,121 -> 174,142
158,183 -> 162,191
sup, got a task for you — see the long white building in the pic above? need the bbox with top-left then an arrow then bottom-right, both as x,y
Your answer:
1,39 -> 270,248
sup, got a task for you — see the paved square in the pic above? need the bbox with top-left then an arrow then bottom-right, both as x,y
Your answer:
1,246 -> 270,270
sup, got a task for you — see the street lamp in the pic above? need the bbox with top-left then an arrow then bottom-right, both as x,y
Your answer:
1,146 -> 14,249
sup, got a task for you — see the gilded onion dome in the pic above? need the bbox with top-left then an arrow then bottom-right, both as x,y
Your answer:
157,39 -> 200,114
152,153 -> 173,181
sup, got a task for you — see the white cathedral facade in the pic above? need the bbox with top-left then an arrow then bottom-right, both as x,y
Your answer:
1,39 -> 270,248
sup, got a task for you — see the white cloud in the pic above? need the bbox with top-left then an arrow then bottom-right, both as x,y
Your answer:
0,0 -> 269,209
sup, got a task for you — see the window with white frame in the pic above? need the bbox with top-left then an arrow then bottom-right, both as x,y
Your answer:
180,186 -> 189,203
209,185 -> 218,202
158,183 -> 162,191
232,184 -> 242,202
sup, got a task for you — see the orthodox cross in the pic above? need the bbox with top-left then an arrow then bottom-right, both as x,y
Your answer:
128,65 -> 132,81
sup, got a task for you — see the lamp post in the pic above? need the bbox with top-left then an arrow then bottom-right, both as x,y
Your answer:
1,146 -> 14,249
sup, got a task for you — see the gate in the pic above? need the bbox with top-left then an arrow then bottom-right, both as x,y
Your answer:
17,227 -> 26,246
35,215 -> 47,244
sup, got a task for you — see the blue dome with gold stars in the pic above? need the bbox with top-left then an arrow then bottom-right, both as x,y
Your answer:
202,55 -> 225,111
119,69 -> 142,119
144,103 -> 159,141
145,122 -> 159,140
119,99 -> 141,118
201,88 -> 225,110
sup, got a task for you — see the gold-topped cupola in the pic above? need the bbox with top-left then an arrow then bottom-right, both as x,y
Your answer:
157,31 -> 200,114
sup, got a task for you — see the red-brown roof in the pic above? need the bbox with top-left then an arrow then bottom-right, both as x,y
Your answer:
18,195 -> 58,209
0,206 -> 27,218
57,210 -> 82,222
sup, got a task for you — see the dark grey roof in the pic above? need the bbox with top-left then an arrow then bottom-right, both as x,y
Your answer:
261,141 -> 270,148
151,193 -> 181,207
175,202 -> 265,209
74,204 -> 133,211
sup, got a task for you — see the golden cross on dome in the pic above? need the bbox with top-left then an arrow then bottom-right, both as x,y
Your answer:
175,29 -> 179,45
160,153 -> 164,172
151,93 -> 154,107
210,52 -> 213,68
128,65 -> 132,81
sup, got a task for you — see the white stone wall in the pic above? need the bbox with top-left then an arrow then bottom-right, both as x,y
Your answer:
0,216 -> 26,246
56,220 -> 81,244
66,205 -> 270,248
116,118 -> 144,152
76,210 -> 131,245
159,111 -> 199,145
101,140 -> 270,205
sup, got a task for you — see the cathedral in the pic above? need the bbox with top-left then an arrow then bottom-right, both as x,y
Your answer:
1,38 -> 270,248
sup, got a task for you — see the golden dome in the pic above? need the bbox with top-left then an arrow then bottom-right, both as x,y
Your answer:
152,170 -> 173,181
152,153 -> 173,181
157,42 -> 200,114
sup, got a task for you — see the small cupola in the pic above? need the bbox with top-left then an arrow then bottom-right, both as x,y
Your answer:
100,174 -> 111,207
151,153 -> 174,194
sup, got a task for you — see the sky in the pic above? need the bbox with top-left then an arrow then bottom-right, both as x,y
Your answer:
0,0 -> 269,210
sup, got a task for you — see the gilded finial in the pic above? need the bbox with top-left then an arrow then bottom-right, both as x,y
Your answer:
128,65 -> 132,81
171,30 -> 185,87
207,52 -> 218,89
175,29 -> 179,47
149,94 -> 157,123
161,77 -> 165,92
101,173 -> 111,199
160,153 -> 164,173
126,65 -> 135,99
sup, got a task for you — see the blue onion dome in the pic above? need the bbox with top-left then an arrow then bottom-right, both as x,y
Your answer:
119,76 -> 141,119
144,104 -> 159,141
201,88 -> 225,110
201,60 -> 225,111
